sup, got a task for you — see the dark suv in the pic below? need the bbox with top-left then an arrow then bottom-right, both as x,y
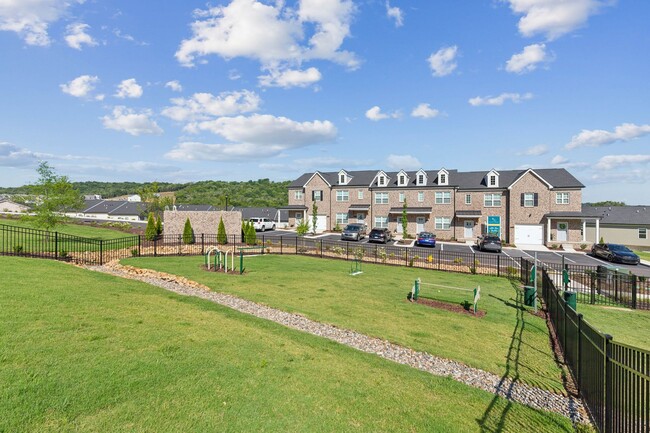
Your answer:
591,243 -> 640,265
341,223 -> 367,241
368,227 -> 392,244
476,235 -> 502,253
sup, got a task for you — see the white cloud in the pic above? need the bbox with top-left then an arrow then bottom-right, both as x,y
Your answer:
386,154 -> 421,170
386,1 -> 404,27
60,75 -> 103,100
427,45 -> 458,77
503,0 -> 608,40
175,0 -> 358,70
365,106 -> 400,121
0,142 -> 40,167
258,67 -> 322,88
102,106 -> 163,136
65,22 -> 97,50
506,43 -> 549,74
411,103 -> 439,119
468,92 -> 533,106
114,78 -> 143,99
167,114 -> 337,162
551,154 -> 568,165
0,0 -> 83,46
519,144 -> 548,156
565,123 -> 650,150
594,154 -> 650,170
165,80 -> 183,92
162,90 -> 260,122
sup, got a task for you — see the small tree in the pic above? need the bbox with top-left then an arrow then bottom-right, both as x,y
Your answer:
296,219 -> 309,236
217,216 -> 228,245
182,218 -> 195,245
155,215 -> 163,236
311,202 -> 318,235
401,199 -> 408,238
29,161 -> 83,231
145,212 -> 157,240
246,223 -> 257,245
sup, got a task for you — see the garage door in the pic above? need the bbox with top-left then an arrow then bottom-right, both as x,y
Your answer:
514,224 -> 543,245
315,215 -> 327,234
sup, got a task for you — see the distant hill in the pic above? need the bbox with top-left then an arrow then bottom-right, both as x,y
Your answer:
0,179 -> 290,208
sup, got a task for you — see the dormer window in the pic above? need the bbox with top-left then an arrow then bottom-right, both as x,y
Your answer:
340,174 -> 345,183
399,175 -> 405,185
396,170 -> 409,187
378,176 -> 386,186
338,170 -> 350,185
418,174 -> 424,184
416,169 -> 427,186
486,169 -> 499,188
437,168 -> 449,186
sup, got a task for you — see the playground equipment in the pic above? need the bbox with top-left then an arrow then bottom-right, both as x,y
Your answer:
349,258 -> 363,276
205,247 -> 235,273
411,278 -> 481,314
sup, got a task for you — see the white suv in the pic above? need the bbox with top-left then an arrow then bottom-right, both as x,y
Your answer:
250,217 -> 276,232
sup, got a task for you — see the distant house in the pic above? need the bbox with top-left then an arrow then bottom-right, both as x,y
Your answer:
127,194 -> 142,202
66,200 -> 144,222
84,194 -> 102,200
584,205 -> 650,249
0,199 -> 30,214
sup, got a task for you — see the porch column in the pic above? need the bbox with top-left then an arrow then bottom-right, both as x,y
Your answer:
547,218 -> 552,243
596,218 -> 600,243
582,220 -> 586,242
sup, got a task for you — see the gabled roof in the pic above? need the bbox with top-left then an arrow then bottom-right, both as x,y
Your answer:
507,168 -> 553,190
582,205 -> 650,225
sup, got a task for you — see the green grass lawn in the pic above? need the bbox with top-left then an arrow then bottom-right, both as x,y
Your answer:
0,256 -> 575,432
634,250 -> 650,261
122,254 -> 568,395
575,303 -> 650,350
0,216 -> 133,240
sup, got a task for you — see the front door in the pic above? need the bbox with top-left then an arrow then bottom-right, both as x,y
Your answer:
357,213 -> 365,222
416,217 -> 425,233
557,222 -> 568,242
464,220 -> 473,238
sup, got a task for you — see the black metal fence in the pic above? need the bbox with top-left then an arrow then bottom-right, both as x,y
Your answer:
522,259 -> 650,310
526,261 -> 649,432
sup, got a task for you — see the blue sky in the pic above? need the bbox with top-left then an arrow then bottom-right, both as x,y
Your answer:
0,0 -> 648,203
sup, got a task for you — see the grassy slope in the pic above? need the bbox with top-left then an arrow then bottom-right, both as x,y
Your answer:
0,216 -> 132,240
0,256 -> 574,432
122,254 -> 567,394
634,250 -> 650,261
575,304 -> 650,350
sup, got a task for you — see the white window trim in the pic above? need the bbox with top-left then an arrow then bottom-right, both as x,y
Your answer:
336,190 -> 349,202
524,193 -> 535,207
434,216 -> 451,230
639,228 -> 647,239
435,191 -> 451,204
484,193 -> 502,207
465,194 -> 471,205
556,192 -> 570,205
417,192 -> 424,202
358,190 -> 364,200
374,192 -> 389,204
294,191 -> 303,200
375,216 -> 388,228
399,192 -> 405,203
336,213 -> 349,224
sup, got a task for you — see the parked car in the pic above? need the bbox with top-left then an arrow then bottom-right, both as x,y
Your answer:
415,232 -> 436,247
250,217 -> 276,232
591,243 -> 640,265
368,227 -> 392,244
476,235 -> 502,253
341,223 -> 367,241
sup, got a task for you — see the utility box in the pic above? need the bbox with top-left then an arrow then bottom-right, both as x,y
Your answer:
524,286 -> 536,307
563,291 -> 577,311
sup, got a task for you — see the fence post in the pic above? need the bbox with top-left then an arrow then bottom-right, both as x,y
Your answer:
631,274 -> 637,309
280,237 -> 283,255
497,254 -> 500,277
295,236 -> 297,255
55,231 -> 58,259
375,244 -> 378,263
590,271 -> 596,304
604,334 -> 613,433
405,247 -> 409,266
99,240 -> 103,266
320,240 -> 323,258
438,249 -> 441,270
154,237 -> 157,257
346,242 -> 349,260
201,234 -> 204,255
577,313 -> 583,392
178,234 -> 182,255
138,235 -> 141,256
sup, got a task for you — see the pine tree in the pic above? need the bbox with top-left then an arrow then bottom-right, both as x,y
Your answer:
182,218 -> 195,245
246,223 -> 257,245
155,215 -> 163,235
217,216 -> 228,245
145,212 -> 157,240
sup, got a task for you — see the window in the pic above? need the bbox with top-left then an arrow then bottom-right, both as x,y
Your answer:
417,174 -> 425,185
640,228 -> 647,239
336,213 -> 349,224
357,190 -> 364,200
339,174 -> 345,184
399,192 -> 405,203
374,192 -> 389,204
294,191 -> 303,200
439,173 -> 447,184
489,175 -> 497,187
336,190 -> 349,202
524,193 -> 535,207
418,192 -> 424,202
356,213 -> 365,221
375,216 -> 388,228
378,176 -> 386,186
434,217 -> 451,230
465,194 -> 472,205
484,193 -> 502,207
556,192 -> 570,205
312,190 -> 323,201
399,175 -> 406,185
435,191 -> 451,204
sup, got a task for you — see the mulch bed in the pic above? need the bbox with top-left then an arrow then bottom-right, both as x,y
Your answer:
411,297 -> 486,318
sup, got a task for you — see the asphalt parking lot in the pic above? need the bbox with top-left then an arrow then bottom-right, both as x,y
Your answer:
256,229 -> 650,277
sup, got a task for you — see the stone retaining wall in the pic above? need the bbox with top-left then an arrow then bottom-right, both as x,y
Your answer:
163,210 -> 242,237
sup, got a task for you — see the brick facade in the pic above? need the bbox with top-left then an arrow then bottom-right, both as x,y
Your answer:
163,210 -> 242,238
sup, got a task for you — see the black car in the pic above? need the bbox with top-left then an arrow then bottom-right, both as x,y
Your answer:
368,227 -> 392,244
476,235 -> 502,253
591,243 -> 640,265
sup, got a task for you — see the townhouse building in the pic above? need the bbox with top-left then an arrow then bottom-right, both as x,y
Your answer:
285,167 -> 599,246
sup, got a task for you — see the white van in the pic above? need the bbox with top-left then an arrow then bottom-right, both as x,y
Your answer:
250,217 -> 276,232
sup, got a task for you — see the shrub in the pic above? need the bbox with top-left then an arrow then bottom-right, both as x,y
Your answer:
453,257 -> 463,264
377,247 -> 387,263
599,236 -> 604,244
296,219 -> 309,236
182,218 -> 195,245
506,266 -> 517,279
245,224 -> 256,245
155,215 -> 163,235
131,248 -> 139,257
217,217 -> 228,245
145,212 -> 157,241
579,243 -> 588,250
332,223 -> 341,232
353,247 -> 365,260
13,245 -> 23,254
59,250 -> 68,258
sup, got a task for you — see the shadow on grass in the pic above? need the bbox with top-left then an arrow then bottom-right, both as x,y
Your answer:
476,281 -> 573,432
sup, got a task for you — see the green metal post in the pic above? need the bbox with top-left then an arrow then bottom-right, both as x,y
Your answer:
240,251 -> 244,274
414,278 -> 420,300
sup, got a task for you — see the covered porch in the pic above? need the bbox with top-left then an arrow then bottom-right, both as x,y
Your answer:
544,212 -> 602,245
